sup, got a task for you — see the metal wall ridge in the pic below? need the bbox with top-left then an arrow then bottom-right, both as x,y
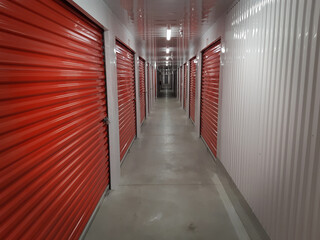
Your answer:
220,0 -> 320,239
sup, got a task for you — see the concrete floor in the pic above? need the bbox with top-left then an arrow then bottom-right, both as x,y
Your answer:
84,95 -> 269,240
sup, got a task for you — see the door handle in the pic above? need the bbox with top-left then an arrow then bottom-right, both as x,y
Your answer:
102,116 -> 110,125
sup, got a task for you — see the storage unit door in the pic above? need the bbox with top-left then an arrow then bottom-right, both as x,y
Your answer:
139,57 -> 146,124
183,63 -> 187,110
154,68 -> 157,98
180,67 -> 182,103
0,1 -> 109,239
147,63 -> 150,113
149,67 -> 152,107
149,64 -> 151,113
189,57 -> 196,123
116,40 -> 136,161
200,40 -> 221,157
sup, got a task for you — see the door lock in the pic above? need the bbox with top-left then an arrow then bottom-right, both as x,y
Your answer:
102,116 -> 110,124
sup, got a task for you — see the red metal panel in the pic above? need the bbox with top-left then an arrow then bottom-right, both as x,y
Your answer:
147,63 -> 150,113
154,68 -> 156,98
200,39 -> 221,157
149,65 -> 151,111
115,40 -> 136,161
180,67 -> 182,103
139,57 -> 146,124
189,56 -> 196,123
0,1 -> 109,239
183,63 -> 187,110
149,65 -> 154,107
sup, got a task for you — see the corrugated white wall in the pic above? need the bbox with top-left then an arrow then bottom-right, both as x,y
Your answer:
72,0 -> 148,189
219,0 -> 320,239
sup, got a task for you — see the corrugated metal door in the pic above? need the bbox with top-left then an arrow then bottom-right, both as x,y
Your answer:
189,56 -> 196,123
200,39 -> 221,157
115,40 -> 136,161
150,67 -> 153,106
147,63 -> 150,113
180,67 -> 182,103
154,68 -> 157,98
0,1 -> 109,239
139,57 -> 146,124
149,65 -> 151,111
183,63 -> 187,110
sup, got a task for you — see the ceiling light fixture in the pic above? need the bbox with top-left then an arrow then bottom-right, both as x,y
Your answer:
166,47 -> 170,54
166,27 -> 171,41
166,56 -> 169,60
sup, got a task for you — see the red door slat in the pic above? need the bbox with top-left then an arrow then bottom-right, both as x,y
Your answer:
139,57 -> 146,123
189,56 -> 196,123
200,39 -> 221,157
0,1 -> 109,239
116,40 -> 136,161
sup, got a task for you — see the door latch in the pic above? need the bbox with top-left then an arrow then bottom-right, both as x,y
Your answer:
102,116 -> 110,125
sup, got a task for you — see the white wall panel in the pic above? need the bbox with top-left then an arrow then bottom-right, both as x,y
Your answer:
220,0 -> 320,240
72,0 -> 144,189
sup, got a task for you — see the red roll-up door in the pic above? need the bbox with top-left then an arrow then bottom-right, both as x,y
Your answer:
147,63 -> 150,113
189,56 -> 196,123
0,1 -> 109,239
200,39 -> 221,157
150,66 -> 153,104
183,63 -> 187,110
139,57 -> 146,124
116,40 -> 136,161
149,66 -> 152,107
180,67 -> 182,103
154,68 -> 157,98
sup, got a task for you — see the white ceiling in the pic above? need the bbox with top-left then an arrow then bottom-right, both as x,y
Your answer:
103,0 -> 234,68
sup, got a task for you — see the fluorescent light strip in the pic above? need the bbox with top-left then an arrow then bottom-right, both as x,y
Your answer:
166,28 -> 171,41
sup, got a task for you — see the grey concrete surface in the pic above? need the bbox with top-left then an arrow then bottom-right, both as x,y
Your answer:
84,96 -> 269,240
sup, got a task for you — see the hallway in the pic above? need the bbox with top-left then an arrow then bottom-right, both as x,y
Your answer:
1,0 -> 319,239
84,97 -> 267,240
